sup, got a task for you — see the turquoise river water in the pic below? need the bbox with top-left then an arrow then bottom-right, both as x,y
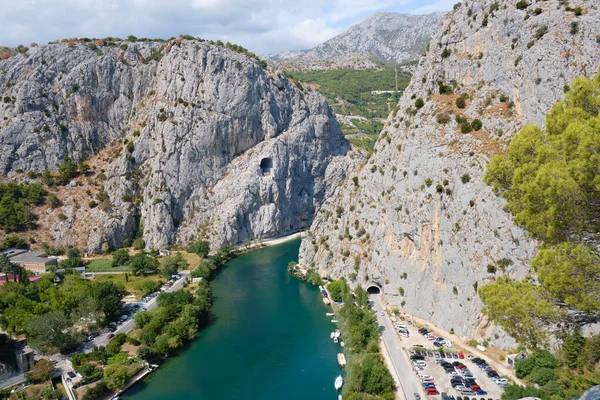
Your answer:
123,238 -> 341,399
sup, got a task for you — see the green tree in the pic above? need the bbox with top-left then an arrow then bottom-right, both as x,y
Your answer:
130,253 -> 159,276
112,249 -> 130,268
328,279 -> 349,302
561,329 -> 586,369
354,285 -> 368,308
531,242 -> 600,314
479,278 -> 561,348
485,70 -> 600,244
103,364 -> 131,390
26,310 -> 83,353
188,241 -> 210,257
160,256 -> 180,278
132,238 -> 145,250
27,359 -> 54,382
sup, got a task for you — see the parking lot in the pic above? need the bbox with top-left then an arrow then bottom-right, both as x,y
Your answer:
388,314 -> 506,399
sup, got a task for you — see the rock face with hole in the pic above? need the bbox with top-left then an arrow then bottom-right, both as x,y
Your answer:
0,39 -> 350,252
299,0 -> 600,347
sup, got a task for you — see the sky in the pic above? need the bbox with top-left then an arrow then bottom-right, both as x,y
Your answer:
0,0 -> 454,55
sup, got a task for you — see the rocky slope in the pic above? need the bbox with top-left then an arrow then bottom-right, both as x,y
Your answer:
270,12 -> 446,70
0,38 -> 350,252
299,0 -> 600,347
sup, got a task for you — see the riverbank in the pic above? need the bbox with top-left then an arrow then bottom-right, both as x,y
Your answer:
123,238 -> 340,400
317,280 -> 395,399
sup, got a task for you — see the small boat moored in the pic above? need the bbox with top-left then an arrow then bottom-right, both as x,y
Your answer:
334,375 -> 343,391
337,352 -> 346,368
323,297 -> 331,305
330,332 -> 335,339
326,312 -> 335,316
333,337 -> 338,344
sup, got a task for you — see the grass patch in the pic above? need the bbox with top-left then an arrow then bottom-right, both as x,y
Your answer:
94,274 -> 164,299
86,258 -> 130,272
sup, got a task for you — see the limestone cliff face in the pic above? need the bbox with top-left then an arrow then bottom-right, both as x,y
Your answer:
0,39 -> 349,251
299,0 -> 600,347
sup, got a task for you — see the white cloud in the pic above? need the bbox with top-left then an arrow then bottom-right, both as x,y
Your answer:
0,0 -> 452,54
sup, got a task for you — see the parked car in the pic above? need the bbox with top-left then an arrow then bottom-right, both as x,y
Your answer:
458,352 -> 465,359
421,375 -> 434,382
426,388 -> 440,395
452,352 -> 459,359
476,390 -> 488,395
107,333 -> 115,339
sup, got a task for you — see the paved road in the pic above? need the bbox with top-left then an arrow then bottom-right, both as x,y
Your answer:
370,294 -> 424,400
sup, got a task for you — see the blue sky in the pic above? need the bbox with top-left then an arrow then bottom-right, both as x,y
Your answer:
0,0 -> 454,55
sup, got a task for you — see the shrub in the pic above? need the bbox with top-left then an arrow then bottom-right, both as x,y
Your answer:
516,1 -> 529,10
132,238 -> 145,250
88,200 -> 98,208
415,98 -> 425,109
514,56 -> 522,66
58,213 -> 68,221
534,25 -> 548,40
436,112 -> 451,124
460,121 -> 473,134
455,95 -> 467,109
441,48 -> 452,58
461,174 -> 471,183
570,21 -> 579,35
436,184 -> 444,193
471,119 -> 483,131
352,176 -> 359,187
188,241 -> 210,257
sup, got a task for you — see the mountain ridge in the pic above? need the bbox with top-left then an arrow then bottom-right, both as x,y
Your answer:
269,11 -> 446,70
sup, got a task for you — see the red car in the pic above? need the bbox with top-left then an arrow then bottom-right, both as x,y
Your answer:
455,364 -> 467,369
458,352 -> 464,359
107,333 -> 115,339
470,384 -> 481,391
425,388 -> 440,395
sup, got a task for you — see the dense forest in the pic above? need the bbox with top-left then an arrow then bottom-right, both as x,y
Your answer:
481,69 -> 600,399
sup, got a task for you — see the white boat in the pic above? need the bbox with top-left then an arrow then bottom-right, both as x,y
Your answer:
334,375 -> 343,391
323,297 -> 331,305
337,353 -> 346,368
326,312 -> 335,316
333,337 -> 338,343
330,332 -> 335,339
340,341 -> 345,348
331,319 -> 338,323
334,330 -> 341,338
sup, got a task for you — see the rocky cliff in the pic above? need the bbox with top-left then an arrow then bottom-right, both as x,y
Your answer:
299,0 -> 600,347
269,12 -> 446,70
0,38 -> 350,252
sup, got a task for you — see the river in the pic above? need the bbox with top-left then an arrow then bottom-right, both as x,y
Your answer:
123,238 -> 341,400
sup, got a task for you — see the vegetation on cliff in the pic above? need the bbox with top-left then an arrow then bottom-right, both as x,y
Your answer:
482,69 -> 600,399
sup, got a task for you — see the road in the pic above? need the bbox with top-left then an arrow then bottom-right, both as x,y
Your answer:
370,294 -> 424,400
0,273 -> 190,390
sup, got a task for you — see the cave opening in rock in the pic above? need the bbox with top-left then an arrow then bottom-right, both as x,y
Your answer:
366,285 -> 381,295
260,157 -> 274,177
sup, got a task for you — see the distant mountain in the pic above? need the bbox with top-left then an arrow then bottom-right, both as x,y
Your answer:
269,12 -> 446,69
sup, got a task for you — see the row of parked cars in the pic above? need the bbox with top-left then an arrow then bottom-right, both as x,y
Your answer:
420,375 -> 440,396
439,359 -> 487,396
393,321 -> 410,337
470,357 -> 507,388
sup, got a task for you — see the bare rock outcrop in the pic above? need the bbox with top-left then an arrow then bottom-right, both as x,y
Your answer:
299,0 -> 600,347
0,39 -> 350,252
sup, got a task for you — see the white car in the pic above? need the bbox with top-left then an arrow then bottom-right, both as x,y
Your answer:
399,332 -> 409,337
421,375 -> 434,382
467,355 -> 475,360
380,311 -> 385,316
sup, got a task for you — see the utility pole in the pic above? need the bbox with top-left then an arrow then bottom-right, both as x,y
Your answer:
395,66 -> 399,92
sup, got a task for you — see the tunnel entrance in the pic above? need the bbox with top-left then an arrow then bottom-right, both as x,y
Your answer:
366,285 -> 381,295
260,157 -> 274,177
